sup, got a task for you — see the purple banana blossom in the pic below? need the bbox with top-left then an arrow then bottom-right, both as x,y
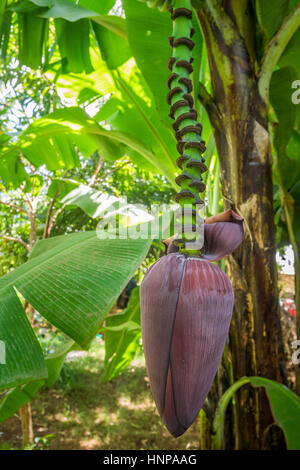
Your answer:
140,210 -> 244,437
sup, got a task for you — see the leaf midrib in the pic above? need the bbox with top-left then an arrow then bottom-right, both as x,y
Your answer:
0,233 -> 150,296
0,231 -> 97,291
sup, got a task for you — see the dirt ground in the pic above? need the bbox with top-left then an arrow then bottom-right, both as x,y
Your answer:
0,342 -> 199,450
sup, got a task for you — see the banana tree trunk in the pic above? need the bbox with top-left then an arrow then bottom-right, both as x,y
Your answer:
19,403 -> 34,448
19,203 -> 36,448
197,1 -> 287,449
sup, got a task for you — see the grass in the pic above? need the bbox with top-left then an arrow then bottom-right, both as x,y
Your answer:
0,339 -> 200,450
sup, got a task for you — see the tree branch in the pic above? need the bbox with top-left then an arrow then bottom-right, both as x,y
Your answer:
258,3 -> 300,102
43,170 -> 68,239
23,196 -> 33,212
198,82 -> 221,129
0,235 -> 30,251
28,211 -> 36,252
88,153 -> 103,187
106,159 -> 131,178
0,201 -> 28,215
43,187 -> 60,239
46,203 -> 67,237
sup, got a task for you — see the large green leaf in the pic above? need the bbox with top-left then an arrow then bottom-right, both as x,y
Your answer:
0,152 -> 28,188
61,184 -> 175,242
0,232 -> 151,349
278,28 -> 300,72
102,287 -> 141,382
54,18 -> 93,73
70,0 -> 115,14
1,106 -> 178,187
22,133 -> 81,170
24,1 -> 125,72
35,0 -> 127,37
17,8 -> 48,69
0,287 -> 47,390
270,66 -> 300,194
1,107 -> 124,171
250,376 -> 300,450
92,20 -> 131,69
61,185 -> 128,217
32,0 -> 115,16
4,1 -> 126,73
0,0 -> 5,32
0,9 -> 12,62
46,58 -> 115,98
91,15 -> 127,40
44,339 -> 75,388
270,66 -> 299,149
124,1 -> 202,124
212,376 -> 300,450
40,0 -> 97,21
287,129 -> 300,163
123,0 -> 172,124
108,71 -> 178,185
256,0 -> 289,44
290,179 -> 300,241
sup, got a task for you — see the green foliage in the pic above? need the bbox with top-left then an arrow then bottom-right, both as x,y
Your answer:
290,180 -> 300,241
0,230 -> 151,390
256,0 -> 289,44
270,66 -> 299,153
92,20 -> 131,69
1,107 -> 121,180
55,18 -> 93,73
102,287 -> 141,382
0,198 -> 29,275
138,0 -> 171,11
0,338 -> 73,423
16,7 -> 49,69
0,101 -> 178,188
250,376 -> 300,450
56,361 -> 79,391
0,63 -> 61,133
0,286 -> 47,389
269,62 -> 300,249
0,380 -> 45,424
33,0 -> 116,17
213,376 -> 300,450
123,0 -> 172,124
21,233 -> 150,346
24,433 -> 55,450
44,339 -> 75,388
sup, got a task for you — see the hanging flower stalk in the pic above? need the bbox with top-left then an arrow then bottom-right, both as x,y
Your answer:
140,0 -> 244,438
167,0 -> 206,240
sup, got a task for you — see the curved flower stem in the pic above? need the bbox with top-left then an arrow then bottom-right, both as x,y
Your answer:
212,377 -> 251,449
167,0 -> 207,253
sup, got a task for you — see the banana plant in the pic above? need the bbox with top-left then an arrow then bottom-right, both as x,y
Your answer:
0,0 -> 299,450
269,66 -> 300,395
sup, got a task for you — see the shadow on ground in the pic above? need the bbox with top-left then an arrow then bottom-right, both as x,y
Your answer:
0,341 -> 199,450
